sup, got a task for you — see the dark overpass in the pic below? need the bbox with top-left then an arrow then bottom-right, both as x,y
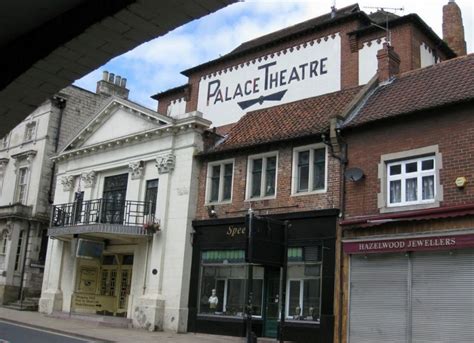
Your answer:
0,0 -> 235,137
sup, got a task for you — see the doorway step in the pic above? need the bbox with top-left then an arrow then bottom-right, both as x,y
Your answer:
48,311 -> 132,328
256,339 -> 295,343
3,297 -> 39,311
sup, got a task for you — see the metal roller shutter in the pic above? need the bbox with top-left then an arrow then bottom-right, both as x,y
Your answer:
411,249 -> 474,343
348,253 -> 409,343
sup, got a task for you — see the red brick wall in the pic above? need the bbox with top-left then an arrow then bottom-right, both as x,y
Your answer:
195,143 -> 341,220
343,103 -> 474,218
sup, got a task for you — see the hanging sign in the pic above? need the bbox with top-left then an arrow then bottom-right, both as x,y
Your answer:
197,34 -> 341,126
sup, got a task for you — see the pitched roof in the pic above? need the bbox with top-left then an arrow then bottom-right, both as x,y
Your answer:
344,53 -> 474,128
182,4 -> 366,76
206,86 -> 362,154
214,122 -> 236,137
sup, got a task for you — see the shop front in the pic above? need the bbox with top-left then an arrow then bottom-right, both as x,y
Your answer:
73,251 -> 134,317
188,210 -> 337,343
343,231 -> 474,343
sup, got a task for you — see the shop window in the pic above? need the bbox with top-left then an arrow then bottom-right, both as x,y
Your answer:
198,250 -> 264,317
24,122 -> 36,142
206,160 -> 234,204
378,146 -> 443,213
246,152 -> 278,199
15,167 -> 29,204
285,246 -> 322,322
292,144 -> 326,195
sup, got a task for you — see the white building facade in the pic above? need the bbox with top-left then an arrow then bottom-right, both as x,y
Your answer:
39,95 -> 210,332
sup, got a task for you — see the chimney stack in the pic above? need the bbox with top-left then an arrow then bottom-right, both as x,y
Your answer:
96,70 -> 130,99
376,43 -> 400,83
443,0 -> 466,56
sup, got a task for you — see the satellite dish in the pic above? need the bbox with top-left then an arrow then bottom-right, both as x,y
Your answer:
345,167 -> 365,182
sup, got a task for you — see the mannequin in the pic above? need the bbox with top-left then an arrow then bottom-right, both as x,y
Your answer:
208,289 -> 219,309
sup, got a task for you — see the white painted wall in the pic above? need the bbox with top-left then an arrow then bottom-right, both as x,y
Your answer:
40,99 -> 209,333
420,42 -> 438,68
0,101 -> 51,214
167,98 -> 186,118
358,38 -> 387,85
197,34 -> 341,126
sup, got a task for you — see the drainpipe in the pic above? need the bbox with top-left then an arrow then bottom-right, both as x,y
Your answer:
19,220 -> 32,307
48,97 -> 66,204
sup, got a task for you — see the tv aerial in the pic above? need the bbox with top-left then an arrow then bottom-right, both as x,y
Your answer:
364,6 -> 405,45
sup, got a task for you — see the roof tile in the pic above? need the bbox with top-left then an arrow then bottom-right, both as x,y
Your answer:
346,53 -> 474,128
209,86 -> 362,153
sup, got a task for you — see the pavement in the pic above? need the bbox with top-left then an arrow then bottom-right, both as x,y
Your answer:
0,307 -> 241,343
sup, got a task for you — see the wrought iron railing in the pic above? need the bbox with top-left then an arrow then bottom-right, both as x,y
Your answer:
50,199 -> 155,228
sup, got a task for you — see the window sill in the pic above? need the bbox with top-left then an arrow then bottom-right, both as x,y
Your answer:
291,189 -> 326,197
380,200 -> 440,214
245,195 -> 277,202
205,200 -> 233,206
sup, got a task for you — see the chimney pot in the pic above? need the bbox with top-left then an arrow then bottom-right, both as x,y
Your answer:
115,75 -> 122,86
121,78 -> 127,88
102,71 -> 109,81
377,43 -> 400,82
443,0 -> 466,56
109,73 -> 115,83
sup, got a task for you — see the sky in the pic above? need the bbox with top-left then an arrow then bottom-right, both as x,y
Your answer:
74,0 -> 473,110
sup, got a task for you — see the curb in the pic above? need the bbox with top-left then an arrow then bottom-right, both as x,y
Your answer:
0,317 -> 114,343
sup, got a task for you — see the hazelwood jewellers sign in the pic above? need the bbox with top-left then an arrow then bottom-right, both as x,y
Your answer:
343,233 -> 474,254
197,34 -> 341,126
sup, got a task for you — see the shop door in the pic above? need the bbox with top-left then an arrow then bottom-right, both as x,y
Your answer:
98,255 -> 133,317
263,268 -> 280,338
102,174 -> 128,224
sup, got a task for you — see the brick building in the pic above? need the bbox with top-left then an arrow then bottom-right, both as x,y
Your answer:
334,36 -> 473,343
150,2 -> 468,341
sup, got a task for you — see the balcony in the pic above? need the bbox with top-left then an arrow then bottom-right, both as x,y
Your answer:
48,199 -> 156,239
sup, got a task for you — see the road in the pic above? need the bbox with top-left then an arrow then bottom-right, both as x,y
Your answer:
0,320 -> 103,343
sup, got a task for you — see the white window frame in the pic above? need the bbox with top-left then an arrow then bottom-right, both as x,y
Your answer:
15,167 -> 29,204
291,144 -> 327,196
387,156 -> 436,207
205,159 -> 234,204
378,145 -> 443,213
285,267 -> 322,322
245,151 -> 278,200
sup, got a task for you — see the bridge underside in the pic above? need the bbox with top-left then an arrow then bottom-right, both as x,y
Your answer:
0,0 -> 235,137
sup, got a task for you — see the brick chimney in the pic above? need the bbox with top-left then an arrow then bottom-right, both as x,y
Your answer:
96,70 -> 130,99
376,43 -> 400,82
443,0 -> 466,56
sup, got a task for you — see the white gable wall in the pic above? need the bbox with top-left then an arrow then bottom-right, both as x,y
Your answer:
83,108 -> 159,147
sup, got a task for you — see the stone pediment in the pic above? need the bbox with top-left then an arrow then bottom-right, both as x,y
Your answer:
63,98 -> 172,151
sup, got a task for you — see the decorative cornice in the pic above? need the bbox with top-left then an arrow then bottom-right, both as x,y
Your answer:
11,150 -> 36,172
128,161 -> 144,180
60,175 -> 75,192
156,153 -> 176,174
53,116 -> 210,162
81,171 -> 97,188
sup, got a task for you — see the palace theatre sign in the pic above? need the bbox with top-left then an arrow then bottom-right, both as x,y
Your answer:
197,34 -> 341,126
